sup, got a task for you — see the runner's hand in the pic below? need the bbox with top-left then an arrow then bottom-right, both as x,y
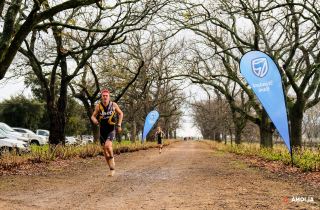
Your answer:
93,119 -> 99,125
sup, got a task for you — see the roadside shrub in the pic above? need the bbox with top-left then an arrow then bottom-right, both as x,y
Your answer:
0,140 -> 171,171
203,140 -> 319,172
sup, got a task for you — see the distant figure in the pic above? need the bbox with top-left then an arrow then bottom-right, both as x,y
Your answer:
155,126 -> 165,154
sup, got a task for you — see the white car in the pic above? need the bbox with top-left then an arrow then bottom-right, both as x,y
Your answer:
36,129 -> 50,139
65,136 -> 78,145
0,133 -> 30,155
78,135 -> 94,145
36,130 -> 78,145
0,122 -> 29,143
13,127 -> 48,146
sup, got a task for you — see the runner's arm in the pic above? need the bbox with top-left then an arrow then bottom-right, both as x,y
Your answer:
114,102 -> 123,126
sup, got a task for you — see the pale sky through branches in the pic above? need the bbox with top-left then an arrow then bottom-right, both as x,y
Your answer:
0,79 -> 32,101
176,83 -> 207,138
0,79 -> 204,138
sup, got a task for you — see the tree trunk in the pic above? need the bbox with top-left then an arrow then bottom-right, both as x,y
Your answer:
48,108 -> 66,145
234,127 -> 241,145
259,109 -> 273,148
229,128 -> 233,145
86,104 -> 99,143
289,103 -> 303,147
130,120 -> 137,142
215,133 -> 222,142
92,123 -> 100,143
48,55 -> 68,146
230,108 -> 247,145
169,129 -> 173,139
81,100 -> 100,143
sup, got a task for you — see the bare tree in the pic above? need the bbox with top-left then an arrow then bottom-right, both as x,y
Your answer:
303,103 -> 320,146
0,0 -> 110,80
116,31 -> 186,141
70,30 -> 186,142
165,0 -> 320,147
69,59 -> 144,142
175,42 -> 267,145
191,94 -> 233,141
18,0 -> 170,145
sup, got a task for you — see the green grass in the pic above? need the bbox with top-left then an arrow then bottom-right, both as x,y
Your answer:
0,140 -> 170,171
204,140 -> 320,172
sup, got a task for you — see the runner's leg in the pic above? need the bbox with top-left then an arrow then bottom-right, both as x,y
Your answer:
105,140 -> 114,167
103,140 -> 112,169
105,140 -> 115,176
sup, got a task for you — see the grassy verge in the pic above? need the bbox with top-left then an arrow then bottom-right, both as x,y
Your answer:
0,140 -> 171,171
204,140 -> 320,172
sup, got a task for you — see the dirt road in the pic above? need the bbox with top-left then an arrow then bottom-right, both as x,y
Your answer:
0,141 -> 319,209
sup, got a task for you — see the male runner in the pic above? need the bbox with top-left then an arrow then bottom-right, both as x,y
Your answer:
91,89 -> 123,176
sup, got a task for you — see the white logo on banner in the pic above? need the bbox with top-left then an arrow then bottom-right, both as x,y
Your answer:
252,57 -> 268,78
149,112 -> 157,124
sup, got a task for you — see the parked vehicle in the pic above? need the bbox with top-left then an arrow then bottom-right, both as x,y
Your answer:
13,127 -> 48,146
79,135 -> 94,145
0,132 -> 30,155
35,129 -> 83,145
65,136 -> 78,145
36,129 -> 50,138
0,122 -> 29,143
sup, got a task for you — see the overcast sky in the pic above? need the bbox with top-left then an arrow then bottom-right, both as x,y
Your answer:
0,78 -> 32,101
